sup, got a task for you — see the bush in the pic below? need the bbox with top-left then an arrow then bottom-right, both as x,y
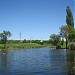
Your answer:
68,42 -> 75,50
56,45 -> 61,49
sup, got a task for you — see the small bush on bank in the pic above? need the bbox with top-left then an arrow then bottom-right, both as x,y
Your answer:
68,42 -> 75,50
56,44 -> 61,49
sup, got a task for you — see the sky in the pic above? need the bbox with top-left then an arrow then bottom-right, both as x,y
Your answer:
0,0 -> 75,40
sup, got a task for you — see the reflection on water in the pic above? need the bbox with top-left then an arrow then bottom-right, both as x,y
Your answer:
0,48 -> 75,75
0,52 -> 7,75
67,50 -> 75,75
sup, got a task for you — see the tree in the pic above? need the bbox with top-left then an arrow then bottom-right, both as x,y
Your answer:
23,39 -> 26,43
59,25 -> 69,49
50,34 -> 61,47
59,6 -> 74,49
59,25 -> 69,37
66,6 -> 74,42
0,31 -> 11,49
66,6 -> 74,28
60,39 -> 64,48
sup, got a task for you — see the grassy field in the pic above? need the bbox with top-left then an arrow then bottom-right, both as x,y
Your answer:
0,42 -> 67,51
0,43 -> 51,51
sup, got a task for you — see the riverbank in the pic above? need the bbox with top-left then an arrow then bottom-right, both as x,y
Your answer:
0,43 -> 51,51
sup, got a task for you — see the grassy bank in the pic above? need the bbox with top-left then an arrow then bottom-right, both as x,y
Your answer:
0,43 -> 51,51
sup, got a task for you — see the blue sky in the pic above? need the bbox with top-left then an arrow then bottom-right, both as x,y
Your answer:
0,0 -> 74,40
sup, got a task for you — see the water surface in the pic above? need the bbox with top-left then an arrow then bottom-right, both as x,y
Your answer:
0,48 -> 75,75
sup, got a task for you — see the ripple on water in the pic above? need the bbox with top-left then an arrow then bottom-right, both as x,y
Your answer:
0,48 -> 75,75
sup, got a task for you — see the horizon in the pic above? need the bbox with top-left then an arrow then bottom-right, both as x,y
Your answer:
0,0 -> 75,40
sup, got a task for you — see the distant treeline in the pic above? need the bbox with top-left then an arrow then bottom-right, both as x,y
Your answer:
0,39 -> 50,45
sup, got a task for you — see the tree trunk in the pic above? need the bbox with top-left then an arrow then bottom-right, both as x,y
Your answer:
66,38 -> 68,49
4,39 -> 7,50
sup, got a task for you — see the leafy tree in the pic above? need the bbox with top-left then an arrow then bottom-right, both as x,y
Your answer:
60,39 -> 64,48
23,39 -> 26,43
59,25 -> 69,37
59,6 -> 74,49
50,34 -> 61,47
66,6 -> 74,42
0,31 -> 11,49
59,25 -> 69,49
68,27 -> 75,41
66,6 -> 74,28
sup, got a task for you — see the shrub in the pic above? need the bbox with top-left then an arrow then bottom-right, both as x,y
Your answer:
68,42 -> 75,50
56,44 -> 61,49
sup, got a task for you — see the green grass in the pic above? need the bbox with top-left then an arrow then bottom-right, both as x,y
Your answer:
0,43 -> 51,51
9,43 -> 43,49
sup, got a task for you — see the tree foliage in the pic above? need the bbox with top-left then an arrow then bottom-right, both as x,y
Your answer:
59,6 -> 74,49
0,30 -> 11,49
50,34 -> 61,46
59,25 -> 68,49
66,6 -> 74,42
66,6 -> 74,28
59,25 -> 69,38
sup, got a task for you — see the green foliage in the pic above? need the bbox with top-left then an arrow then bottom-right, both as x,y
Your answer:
59,25 -> 68,49
50,34 -> 61,47
59,6 -> 74,49
0,39 -> 51,50
0,43 -> 50,50
66,6 -> 74,42
59,25 -> 69,38
60,25 -> 75,42
9,43 -> 42,49
60,6 -> 74,38
68,28 -> 75,41
68,42 -> 75,50
0,30 -> 11,49
66,6 -> 74,28
0,44 -> 4,50
56,44 -> 61,49
60,39 -> 64,48
23,39 -> 26,43
23,39 -> 50,45
7,40 -> 21,44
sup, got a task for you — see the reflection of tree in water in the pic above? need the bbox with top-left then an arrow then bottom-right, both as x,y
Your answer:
2,52 -> 8,75
67,50 -> 75,75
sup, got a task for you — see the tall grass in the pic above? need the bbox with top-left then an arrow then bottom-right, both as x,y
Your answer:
5,43 -> 50,50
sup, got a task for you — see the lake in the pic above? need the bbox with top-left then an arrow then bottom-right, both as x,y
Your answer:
0,48 -> 75,75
